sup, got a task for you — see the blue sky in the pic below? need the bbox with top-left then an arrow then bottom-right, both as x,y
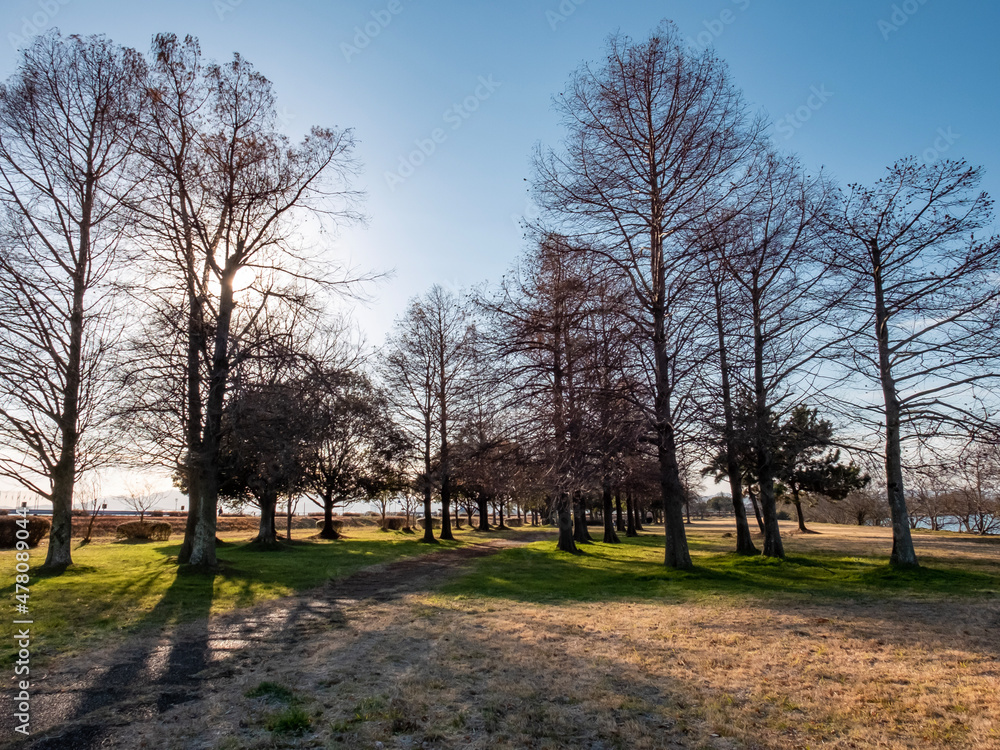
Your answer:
2,0 -> 998,501
3,0 -> 997,345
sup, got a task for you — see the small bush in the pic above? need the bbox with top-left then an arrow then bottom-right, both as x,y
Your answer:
150,509 -> 164,517
416,517 -> 440,529
115,521 -> 172,541
505,518 -> 524,527
381,516 -> 407,531
776,510 -> 792,521
0,516 -> 51,549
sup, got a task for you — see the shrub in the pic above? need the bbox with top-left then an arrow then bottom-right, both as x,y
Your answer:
505,518 -> 524,527
150,509 -> 164,517
115,521 -> 172,541
381,516 -> 407,531
416,517 -> 440,529
0,516 -> 50,549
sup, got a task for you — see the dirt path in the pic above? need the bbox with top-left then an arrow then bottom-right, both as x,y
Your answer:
5,535 -> 542,750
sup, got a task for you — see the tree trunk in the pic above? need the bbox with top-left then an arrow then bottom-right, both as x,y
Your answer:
625,489 -> 638,537
477,493 -> 491,531
318,491 -> 340,539
555,493 -> 579,553
572,490 -> 591,543
792,487 -> 810,533
439,476 -> 454,541
43,252 -> 89,569
453,504 -> 462,529
254,492 -> 279,545
615,489 -> 624,532
657,418 -> 692,569
872,243 -> 918,567
602,479 -> 620,543
712,274 -> 758,555
753,291 -> 784,559
747,487 -> 765,533
757,464 -> 784,557
421,484 -> 436,544
178,287 -> 206,564
44,468 -> 74,569
189,265 -> 240,568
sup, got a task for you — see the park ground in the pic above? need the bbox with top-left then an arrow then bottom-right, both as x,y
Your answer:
2,520 -> 999,749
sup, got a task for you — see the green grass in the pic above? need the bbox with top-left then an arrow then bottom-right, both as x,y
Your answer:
442,533 -> 1000,604
266,706 -> 312,734
245,681 -> 295,702
0,526 -> 472,667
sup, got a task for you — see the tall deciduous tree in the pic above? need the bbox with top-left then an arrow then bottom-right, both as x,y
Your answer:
477,236 -> 597,553
0,32 -> 146,568
533,21 -> 762,569
137,38 -> 363,568
827,158 -> 1000,567
697,152 -> 839,557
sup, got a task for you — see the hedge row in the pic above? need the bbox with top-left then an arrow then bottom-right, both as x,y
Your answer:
0,517 -> 51,549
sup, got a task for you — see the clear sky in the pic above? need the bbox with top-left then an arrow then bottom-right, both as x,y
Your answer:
2,0 -> 998,500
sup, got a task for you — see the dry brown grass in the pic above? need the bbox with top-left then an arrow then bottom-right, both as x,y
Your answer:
37,522 -> 1000,749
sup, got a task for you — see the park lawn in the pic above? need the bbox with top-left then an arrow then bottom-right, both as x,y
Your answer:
441,526 -> 1000,604
157,521 -> 1000,750
0,525 -> 476,668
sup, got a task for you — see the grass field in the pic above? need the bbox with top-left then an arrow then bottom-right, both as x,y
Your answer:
4,520 -> 999,749
0,524 -> 472,667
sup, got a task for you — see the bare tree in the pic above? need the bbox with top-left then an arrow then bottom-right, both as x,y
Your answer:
696,152 -> 840,557
827,157 -> 1000,566
122,477 -> 166,522
532,21 -> 762,568
379,297 -> 441,544
0,32 -> 147,568
135,38 -> 364,568
477,236 -> 599,553
424,286 -> 477,542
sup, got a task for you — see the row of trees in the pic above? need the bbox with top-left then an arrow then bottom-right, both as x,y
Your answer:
0,32 -> 367,568
379,21 -> 1000,567
1,23 -> 997,573
520,22 -> 1000,568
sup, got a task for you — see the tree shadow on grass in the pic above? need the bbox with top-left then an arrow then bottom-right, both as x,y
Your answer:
441,540 -> 1000,606
19,565 -> 217,750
